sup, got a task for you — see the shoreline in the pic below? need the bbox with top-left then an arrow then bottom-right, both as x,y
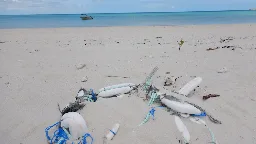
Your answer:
0,9 -> 253,16
1,23 -> 256,30
1,10 -> 256,29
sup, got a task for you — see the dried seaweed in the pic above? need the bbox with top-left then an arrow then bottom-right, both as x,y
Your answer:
206,47 -> 219,51
220,37 -> 234,43
58,101 -> 86,116
106,75 -> 129,78
203,94 -> 220,100
178,39 -> 184,50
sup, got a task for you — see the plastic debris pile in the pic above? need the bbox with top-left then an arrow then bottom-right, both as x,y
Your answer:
45,66 -> 221,144
45,112 -> 94,144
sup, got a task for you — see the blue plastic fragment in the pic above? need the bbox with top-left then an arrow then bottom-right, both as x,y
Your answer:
150,106 -> 164,120
149,107 -> 156,120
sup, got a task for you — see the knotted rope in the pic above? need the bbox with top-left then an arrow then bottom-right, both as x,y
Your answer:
45,121 -> 94,144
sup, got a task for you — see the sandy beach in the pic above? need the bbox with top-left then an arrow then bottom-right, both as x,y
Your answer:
0,24 -> 256,144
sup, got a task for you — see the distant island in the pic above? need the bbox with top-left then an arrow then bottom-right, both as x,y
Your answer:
249,8 -> 256,10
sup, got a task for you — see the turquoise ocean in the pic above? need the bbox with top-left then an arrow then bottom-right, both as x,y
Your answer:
0,10 -> 256,29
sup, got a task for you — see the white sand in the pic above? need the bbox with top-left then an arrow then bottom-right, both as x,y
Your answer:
0,24 -> 256,144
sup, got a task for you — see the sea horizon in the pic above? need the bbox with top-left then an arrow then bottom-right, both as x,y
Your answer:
0,9 -> 253,16
0,10 -> 256,29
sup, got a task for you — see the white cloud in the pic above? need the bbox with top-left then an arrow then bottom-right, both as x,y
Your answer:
144,3 -> 165,9
0,0 -> 93,14
141,0 -> 172,10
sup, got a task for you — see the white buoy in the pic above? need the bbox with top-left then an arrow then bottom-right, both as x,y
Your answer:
180,113 -> 190,118
198,118 -> 206,125
105,123 -> 120,140
174,116 -> 190,143
160,96 -> 201,114
61,112 -> 88,140
77,89 -> 85,97
98,83 -> 135,97
178,77 -> 202,96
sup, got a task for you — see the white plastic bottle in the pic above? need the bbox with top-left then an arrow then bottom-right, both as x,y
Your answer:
105,123 -> 120,140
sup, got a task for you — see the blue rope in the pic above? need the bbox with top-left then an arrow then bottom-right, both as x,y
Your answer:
80,133 -> 94,144
139,106 -> 164,126
45,122 -> 94,144
148,92 -> 158,106
90,89 -> 97,102
191,112 -> 207,117
149,107 -> 156,120
206,125 -> 216,144
45,121 -> 61,142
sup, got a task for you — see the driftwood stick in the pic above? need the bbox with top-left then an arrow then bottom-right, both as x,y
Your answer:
203,94 -> 220,100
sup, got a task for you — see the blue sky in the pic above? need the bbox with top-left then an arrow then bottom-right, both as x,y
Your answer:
0,0 -> 256,15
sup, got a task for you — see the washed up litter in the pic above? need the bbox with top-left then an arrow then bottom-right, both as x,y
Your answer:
45,112 -> 93,144
61,112 -> 89,140
81,76 -> 88,82
45,66 -> 222,144
178,77 -> 202,96
136,67 -> 221,143
160,95 -> 201,114
217,67 -> 228,73
105,123 -> 120,140
58,101 -> 86,116
97,83 -> 136,98
76,63 -> 86,70
76,88 -> 97,102
203,94 -> 220,100
174,116 -> 190,144
189,117 -> 219,144
141,66 -> 159,91
46,88 -> 96,143
139,106 -> 164,126
164,77 -> 175,86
